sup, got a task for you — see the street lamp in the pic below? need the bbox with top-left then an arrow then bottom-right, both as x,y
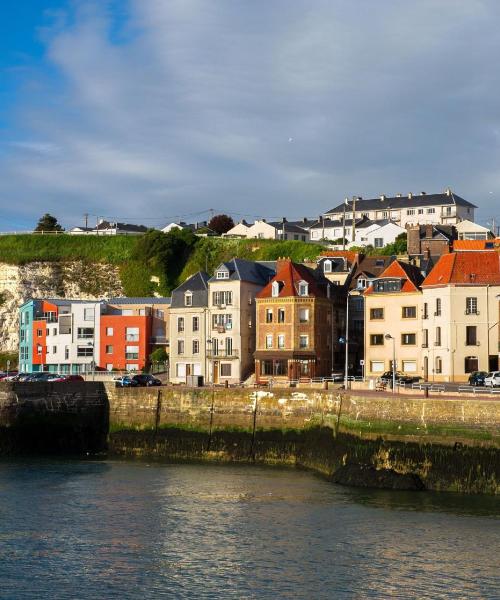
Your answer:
385,334 -> 396,393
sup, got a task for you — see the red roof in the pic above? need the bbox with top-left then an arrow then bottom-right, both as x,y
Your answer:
319,250 -> 358,264
422,251 -> 500,286
257,259 -> 326,298
364,260 -> 423,295
453,239 -> 500,251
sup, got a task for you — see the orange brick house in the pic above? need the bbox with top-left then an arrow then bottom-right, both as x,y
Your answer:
254,258 -> 344,382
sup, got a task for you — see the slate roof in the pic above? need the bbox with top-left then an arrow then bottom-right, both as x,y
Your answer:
210,258 -> 275,285
257,259 -> 328,298
349,255 -> 393,284
107,297 -> 171,305
171,271 -> 210,308
268,222 -> 309,234
97,221 -> 149,233
309,217 -> 369,230
325,192 -> 476,215
364,260 -> 424,295
422,251 -> 500,286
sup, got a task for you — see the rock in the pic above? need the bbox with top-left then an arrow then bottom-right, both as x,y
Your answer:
332,463 -> 426,491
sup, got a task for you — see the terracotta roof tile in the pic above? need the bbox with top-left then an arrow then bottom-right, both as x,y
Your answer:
257,259 -> 327,298
364,260 -> 423,295
453,239 -> 500,251
422,251 -> 500,286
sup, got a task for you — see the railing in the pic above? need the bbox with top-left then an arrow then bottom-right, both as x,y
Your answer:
150,336 -> 168,344
458,385 -> 500,395
207,349 -> 239,358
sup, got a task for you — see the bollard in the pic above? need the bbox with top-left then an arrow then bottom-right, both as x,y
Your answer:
424,387 -> 429,398
323,380 -> 329,390
224,379 -> 229,388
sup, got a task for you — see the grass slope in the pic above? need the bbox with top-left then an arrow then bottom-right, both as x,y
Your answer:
0,234 -> 326,296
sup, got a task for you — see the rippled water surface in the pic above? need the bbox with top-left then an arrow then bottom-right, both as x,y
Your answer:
0,459 -> 498,599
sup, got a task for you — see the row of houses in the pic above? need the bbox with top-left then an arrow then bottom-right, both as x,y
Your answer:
68,190 -> 493,249
18,242 -> 500,383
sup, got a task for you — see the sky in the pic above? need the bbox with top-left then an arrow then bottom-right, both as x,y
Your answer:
1,0 -> 500,231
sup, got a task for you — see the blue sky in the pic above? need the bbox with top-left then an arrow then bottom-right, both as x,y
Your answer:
1,0 -> 500,231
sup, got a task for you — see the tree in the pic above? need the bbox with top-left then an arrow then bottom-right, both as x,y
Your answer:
34,213 -> 64,232
149,347 -> 168,364
208,214 -> 234,235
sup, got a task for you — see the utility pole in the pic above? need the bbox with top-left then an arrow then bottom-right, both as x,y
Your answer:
84,213 -> 89,230
351,196 -> 357,244
342,198 -> 348,251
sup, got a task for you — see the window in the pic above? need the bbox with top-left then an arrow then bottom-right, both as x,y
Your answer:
184,292 -> 193,307
271,281 -> 280,297
466,326 -> 477,345
323,260 -> 332,273
422,329 -> 428,347
374,238 -> 384,248
77,327 -> 94,339
406,209 -> 415,216
106,327 -> 114,336
427,208 -> 435,214
402,360 -> 417,373
84,308 -> 95,321
402,333 -> 416,345
299,335 -> 308,349
177,340 -> 184,354
435,298 -> 441,316
122,309 -> 133,316
402,306 -> 417,319
106,345 -> 113,354
266,335 -> 273,349
374,279 -> 402,293
192,340 -> 199,354
278,334 -> 285,349
464,356 -> 478,373
37,329 -> 43,337
126,364 -> 139,372
261,360 -> 287,376
77,346 -> 93,357
370,334 -> 384,346
435,357 -> 442,374
53,328 -> 57,336
423,303 -> 428,319
139,308 -> 147,316
216,270 -> 229,279
357,278 -> 367,289
192,316 -> 199,332
298,281 -> 308,296
51,346 -> 56,354
125,345 -> 139,360
266,308 -> 273,323
299,308 -> 309,323
418,209 -> 424,215
106,364 -> 113,371
212,291 -> 233,306
177,317 -> 185,333
176,363 -> 186,377
435,326 -> 441,346
225,338 -> 233,356
278,308 -> 285,323
65,346 -> 69,360
370,308 -> 384,320
125,327 -> 140,342
212,314 -> 232,329
465,297 -> 478,315
370,361 -> 385,373
221,363 -> 232,377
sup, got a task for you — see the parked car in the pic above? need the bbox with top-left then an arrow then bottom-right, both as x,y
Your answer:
24,372 -> 59,382
484,371 -> 500,388
132,374 -> 162,387
0,371 -> 17,380
55,374 -> 85,383
468,371 -> 488,386
113,376 -> 139,388
379,371 -> 422,385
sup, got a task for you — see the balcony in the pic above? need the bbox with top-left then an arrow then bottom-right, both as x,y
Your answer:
207,349 -> 239,359
150,336 -> 168,345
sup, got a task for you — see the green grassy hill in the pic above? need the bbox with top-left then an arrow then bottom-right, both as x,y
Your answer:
0,233 -> 326,296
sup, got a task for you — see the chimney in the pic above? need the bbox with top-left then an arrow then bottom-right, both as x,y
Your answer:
380,195 -> 386,201
445,187 -> 452,196
424,247 -> 430,261
425,224 -> 433,239
408,192 -> 413,199
276,256 -> 291,271
282,217 -> 287,223
303,217 -> 308,223
262,218 -> 266,223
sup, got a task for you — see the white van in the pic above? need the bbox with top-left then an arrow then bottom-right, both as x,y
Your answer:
484,371 -> 500,387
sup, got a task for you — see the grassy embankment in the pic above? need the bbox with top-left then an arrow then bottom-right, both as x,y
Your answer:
0,234 -> 326,296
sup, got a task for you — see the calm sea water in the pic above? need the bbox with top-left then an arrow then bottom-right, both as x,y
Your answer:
0,459 -> 498,599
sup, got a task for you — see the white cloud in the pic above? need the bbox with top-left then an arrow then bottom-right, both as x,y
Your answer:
1,0 -> 500,229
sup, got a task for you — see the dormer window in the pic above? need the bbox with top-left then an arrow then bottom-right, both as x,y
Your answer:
357,278 -> 367,289
298,281 -> 309,297
184,291 -> 193,307
216,271 -> 229,279
323,260 -> 332,273
271,281 -> 280,297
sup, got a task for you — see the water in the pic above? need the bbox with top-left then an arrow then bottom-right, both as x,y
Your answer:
0,460 -> 498,599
